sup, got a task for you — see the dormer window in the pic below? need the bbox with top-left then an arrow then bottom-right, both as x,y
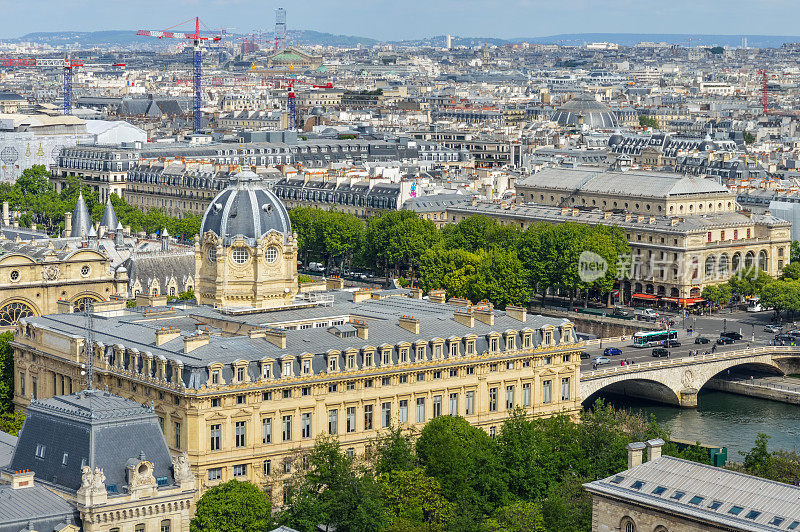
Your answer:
302,359 -> 311,375
211,370 -> 220,384
364,351 -> 374,368
399,348 -> 409,364
381,349 -> 391,366
347,354 -> 356,370
523,334 -> 532,348
544,331 -> 553,345
449,341 -> 459,358
507,336 -> 516,350
237,367 -> 245,382
490,337 -> 499,352
262,364 -> 272,379
416,346 -> 426,361
283,361 -> 292,377
466,340 -> 476,356
433,344 -> 443,360
329,357 -> 338,372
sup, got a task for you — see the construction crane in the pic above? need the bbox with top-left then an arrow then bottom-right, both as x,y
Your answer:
137,17 -> 222,133
760,70 -> 769,115
0,57 -> 124,115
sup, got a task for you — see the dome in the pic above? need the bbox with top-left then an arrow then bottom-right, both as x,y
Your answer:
200,170 -> 292,245
552,94 -> 618,129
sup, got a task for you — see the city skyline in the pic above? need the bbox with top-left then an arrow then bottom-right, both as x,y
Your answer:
1,0 -> 800,42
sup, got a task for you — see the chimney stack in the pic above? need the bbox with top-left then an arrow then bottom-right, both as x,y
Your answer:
65,212 -> 72,235
184,331 -> 210,353
626,441 -> 646,469
453,308 -> 474,328
505,305 -> 527,322
351,319 -> 369,340
263,327 -> 287,349
428,289 -> 446,304
398,315 -> 420,334
474,306 -> 494,325
645,438 -> 665,462
155,326 -> 182,346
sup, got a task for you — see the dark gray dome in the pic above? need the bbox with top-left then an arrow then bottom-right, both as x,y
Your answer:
201,171 -> 292,245
552,94 -> 618,129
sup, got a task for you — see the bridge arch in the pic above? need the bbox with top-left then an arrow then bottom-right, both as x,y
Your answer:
583,378 -> 681,406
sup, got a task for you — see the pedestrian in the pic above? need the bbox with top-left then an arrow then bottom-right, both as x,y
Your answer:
712,344 -> 717,353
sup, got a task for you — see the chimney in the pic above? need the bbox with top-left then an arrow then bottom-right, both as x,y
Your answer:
603,211 -> 612,219
428,289 -> 446,304
263,327 -> 287,349
454,308 -> 474,327
649,216 -> 655,224
448,296 -> 470,307
326,276 -> 344,290
408,287 -> 423,299
64,212 -> 72,235
561,207 -> 569,215
626,441 -> 646,469
625,212 -> 632,222
248,327 -> 266,339
572,207 -> 579,216
184,331 -> 210,353
506,305 -> 527,322
670,217 -> 679,226
351,319 -> 369,340
474,306 -> 494,325
155,326 -> 182,346
637,214 -> 645,223
1,469 -> 35,489
2,201 -> 8,226
57,298 -> 73,314
645,438 -> 665,461
352,289 -> 373,304
398,315 -> 420,334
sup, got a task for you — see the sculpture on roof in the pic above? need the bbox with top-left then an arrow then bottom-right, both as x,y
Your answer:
78,465 -> 106,496
172,451 -> 195,488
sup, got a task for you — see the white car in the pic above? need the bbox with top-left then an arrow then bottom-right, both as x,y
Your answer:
764,324 -> 782,333
592,356 -> 611,365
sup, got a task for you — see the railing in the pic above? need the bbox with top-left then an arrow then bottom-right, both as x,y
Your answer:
581,345 -> 800,379
583,336 -> 629,345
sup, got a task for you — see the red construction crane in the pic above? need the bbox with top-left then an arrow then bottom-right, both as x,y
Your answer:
136,17 -> 222,133
0,58 -> 124,115
759,70 -> 769,115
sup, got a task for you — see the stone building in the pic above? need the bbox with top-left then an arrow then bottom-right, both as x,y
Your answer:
2,390 -> 196,531
584,439 -> 800,531
12,171 -> 582,505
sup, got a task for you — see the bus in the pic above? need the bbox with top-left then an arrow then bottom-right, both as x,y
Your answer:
633,330 -> 678,348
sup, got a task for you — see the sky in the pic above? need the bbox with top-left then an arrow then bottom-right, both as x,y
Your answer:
1,0 -> 799,40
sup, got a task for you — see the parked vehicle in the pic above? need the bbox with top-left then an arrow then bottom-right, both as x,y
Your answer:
592,356 -> 611,365
634,308 -> 659,321
603,347 -> 623,356
716,337 -> 736,345
720,331 -> 742,341
652,348 -> 669,357
775,334 -> 795,345
764,324 -> 782,333
611,306 -> 632,318
695,337 -> 710,344
664,339 -> 681,348
308,262 -> 326,272
580,351 -> 591,360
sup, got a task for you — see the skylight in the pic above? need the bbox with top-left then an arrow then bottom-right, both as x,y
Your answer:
652,486 -> 667,495
688,495 -> 704,505
631,480 -> 645,490
788,521 -> 800,530
670,491 -> 685,501
728,506 -> 744,516
745,510 -> 761,520
769,516 -> 784,527
708,501 -> 723,510
610,475 -> 625,484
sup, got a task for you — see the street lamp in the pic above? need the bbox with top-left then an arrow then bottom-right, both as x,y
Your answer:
752,323 -> 755,343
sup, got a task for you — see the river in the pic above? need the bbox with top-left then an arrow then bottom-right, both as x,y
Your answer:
598,390 -> 800,458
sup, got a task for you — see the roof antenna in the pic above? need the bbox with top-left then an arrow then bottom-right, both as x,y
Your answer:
84,302 -> 94,390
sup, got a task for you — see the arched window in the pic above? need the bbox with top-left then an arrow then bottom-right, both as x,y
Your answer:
718,254 -> 729,278
73,296 -> 98,313
621,517 -> 636,532
160,520 -> 172,532
705,256 -> 716,279
232,248 -> 250,264
745,251 -> 755,270
0,300 -> 36,326
758,250 -> 768,271
732,252 -> 742,272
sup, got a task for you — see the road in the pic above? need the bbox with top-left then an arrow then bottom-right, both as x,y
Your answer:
578,308 -> 789,371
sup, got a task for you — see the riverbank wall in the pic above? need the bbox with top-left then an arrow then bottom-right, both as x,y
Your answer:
705,377 -> 800,405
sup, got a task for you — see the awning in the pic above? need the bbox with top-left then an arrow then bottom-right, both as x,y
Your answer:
631,293 -> 658,300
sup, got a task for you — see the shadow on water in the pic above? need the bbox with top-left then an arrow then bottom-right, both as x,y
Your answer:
591,389 -> 800,457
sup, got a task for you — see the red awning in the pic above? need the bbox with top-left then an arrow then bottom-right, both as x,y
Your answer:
631,293 -> 658,300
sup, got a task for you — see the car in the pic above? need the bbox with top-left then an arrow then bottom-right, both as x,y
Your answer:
720,331 -> 742,341
665,339 -> 681,348
603,347 -> 623,356
695,337 -> 710,344
592,356 -> 611,365
651,348 -> 669,357
716,336 -> 736,345
764,324 -> 782,333
580,351 -> 591,360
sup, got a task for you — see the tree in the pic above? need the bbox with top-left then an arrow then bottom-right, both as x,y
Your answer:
743,131 -> 755,145
708,46 -> 725,54
364,211 -> 439,278
0,331 -> 13,413
0,411 -> 24,435
190,479 -> 273,532
415,416 -> 509,519
482,501 -> 545,532
759,279 -> 800,319
281,436 -> 385,532
742,433 -> 771,477
379,468 -> 455,531
791,241 -> 800,263
372,426 -> 416,477
638,115 -> 660,129
780,261 -> 800,280
701,284 -> 732,308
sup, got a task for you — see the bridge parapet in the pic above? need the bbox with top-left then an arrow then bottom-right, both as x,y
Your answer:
580,346 -> 800,407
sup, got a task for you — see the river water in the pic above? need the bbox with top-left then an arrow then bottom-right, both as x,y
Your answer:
598,390 -> 800,458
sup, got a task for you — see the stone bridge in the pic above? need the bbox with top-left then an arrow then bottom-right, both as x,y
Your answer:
580,346 -> 800,407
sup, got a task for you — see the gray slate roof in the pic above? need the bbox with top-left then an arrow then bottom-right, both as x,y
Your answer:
585,455 -> 800,531
0,483 -> 79,532
69,191 -> 92,238
99,198 -> 119,230
0,430 -> 17,469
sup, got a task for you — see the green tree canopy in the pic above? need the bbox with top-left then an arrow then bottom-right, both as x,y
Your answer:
379,468 -> 455,531
638,115 -> 660,129
190,479 -> 273,532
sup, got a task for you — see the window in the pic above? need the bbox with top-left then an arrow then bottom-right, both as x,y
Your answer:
232,248 -> 250,264
329,357 -> 338,372
489,387 -> 498,411
489,426 -> 496,438
302,360 -> 311,375
433,371 -> 441,380
522,383 -> 531,407
35,443 -> 46,459
174,422 -> 181,448
671,491 -> 685,501
302,386 -> 310,396
161,520 -> 171,532
745,510 -> 761,520
728,506 -> 744,516
62,453 -> 68,466
416,397 -> 425,422
283,361 -> 292,377
789,521 -> 800,530
208,247 -> 217,262
433,344 -> 443,359
708,500 -> 723,510
416,346 -> 425,360
449,393 -> 458,415
542,380 -> 552,404
237,367 -> 245,382
449,342 -> 459,358
688,495 -> 704,505
433,395 -> 442,417
466,367 -> 474,375
631,480 -> 644,490
652,486 -> 667,495
490,364 -> 497,372
233,464 -> 246,477
399,400 -> 408,423
263,391 -> 272,401
364,379 -> 373,388
345,406 -> 356,433
235,421 -> 246,448
561,377 -> 571,401
329,383 -> 338,392
347,354 -> 356,370
210,424 -> 221,451
282,389 -> 291,399
507,336 -> 515,350
211,371 -> 219,384
237,394 -> 246,404
490,337 -> 499,352
263,459 -> 272,476
208,467 -> 221,481
265,246 -> 279,263
417,372 -> 425,382
365,352 -> 373,367
211,398 -> 220,407
328,409 -> 338,435
262,418 -> 272,443
135,524 -> 145,532
506,361 -> 514,370
282,415 -> 292,441
624,522 -> 635,532
364,404 -> 373,430
382,402 -> 391,428
610,475 -> 625,484
347,381 -> 355,390
506,385 -> 515,410
466,391 -> 475,415
770,517 -> 785,527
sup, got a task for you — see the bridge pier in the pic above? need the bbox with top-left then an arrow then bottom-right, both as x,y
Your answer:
678,388 -> 698,408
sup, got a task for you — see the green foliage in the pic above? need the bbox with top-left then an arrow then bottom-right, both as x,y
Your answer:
730,432 -> 800,484
708,46 -> 725,54
0,331 -> 14,413
701,284 -> 732,307
289,207 -> 365,271
728,269 -> 771,299
743,131 -> 755,144
0,411 -> 24,435
373,426 -> 417,477
190,479 -> 273,532
379,468 -> 455,531
365,210 -> 439,277
791,241 -> 800,263
758,278 -> 800,317
169,289 -> 195,302
638,115 -> 660,129
482,500 -> 544,532
416,416 -> 509,519
742,433 -> 771,477
280,436 -> 385,532
779,261 -> 800,280
297,274 -> 314,284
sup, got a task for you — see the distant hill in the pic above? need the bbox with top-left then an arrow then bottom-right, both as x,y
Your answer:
2,30 -> 799,49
